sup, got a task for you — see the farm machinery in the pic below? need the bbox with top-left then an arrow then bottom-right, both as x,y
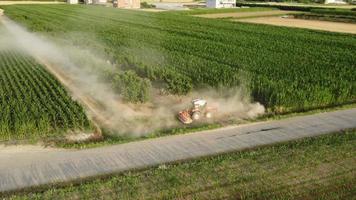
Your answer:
178,99 -> 217,124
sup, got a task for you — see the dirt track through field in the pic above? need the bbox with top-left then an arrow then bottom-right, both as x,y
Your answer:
0,108 -> 355,193
196,10 -> 299,19
236,16 -> 356,34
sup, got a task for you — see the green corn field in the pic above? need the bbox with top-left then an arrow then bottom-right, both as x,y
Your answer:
3,5 -> 354,113
0,50 -> 91,141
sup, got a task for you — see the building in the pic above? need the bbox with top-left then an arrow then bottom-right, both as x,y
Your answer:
206,0 -> 236,8
93,0 -> 107,5
67,0 -> 79,4
324,0 -> 347,4
113,0 -> 140,9
68,0 -> 107,5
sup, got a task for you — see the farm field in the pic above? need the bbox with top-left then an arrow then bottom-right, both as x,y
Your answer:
3,130 -> 355,199
2,4 -> 355,113
0,50 -> 91,141
0,4 -> 355,198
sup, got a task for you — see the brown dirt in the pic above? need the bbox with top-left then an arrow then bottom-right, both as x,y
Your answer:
236,16 -> 356,34
196,10 -> 300,19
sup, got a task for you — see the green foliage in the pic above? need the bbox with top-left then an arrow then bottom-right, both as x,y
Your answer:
293,8 -> 356,26
2,5 -> 356,112
294,12 -> 356,23
111,70 -> 151,103
311,8 -> 356,16
236,2 -> 323,11
0,50 -> 91,141
140,2 -> 156,8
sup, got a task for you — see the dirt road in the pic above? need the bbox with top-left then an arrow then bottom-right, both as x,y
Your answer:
0,108 -> 355,193
196,10 -> 299,19
236,16 -> 356,34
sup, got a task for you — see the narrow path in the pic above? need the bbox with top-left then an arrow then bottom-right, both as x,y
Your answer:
0,108 -> 355,193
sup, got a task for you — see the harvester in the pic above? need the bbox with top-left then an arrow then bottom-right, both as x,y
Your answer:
178,99 -> 216,124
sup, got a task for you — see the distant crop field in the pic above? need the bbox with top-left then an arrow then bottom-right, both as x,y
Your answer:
2,5 -> 356,113
0,50 -> 91,141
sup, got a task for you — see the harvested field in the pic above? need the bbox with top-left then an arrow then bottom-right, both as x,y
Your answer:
236,16 -> 356,34
196,10 -> 299,19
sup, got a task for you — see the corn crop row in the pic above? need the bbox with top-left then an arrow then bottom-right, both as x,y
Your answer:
0,50 -> 91,141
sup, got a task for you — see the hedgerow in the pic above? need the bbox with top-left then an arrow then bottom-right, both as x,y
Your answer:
310,8 -> 356,17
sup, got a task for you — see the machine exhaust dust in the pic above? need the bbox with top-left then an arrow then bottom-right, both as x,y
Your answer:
0,17 -> 265,137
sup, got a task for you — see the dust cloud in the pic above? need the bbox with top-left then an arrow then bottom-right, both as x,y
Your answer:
0,17 -> 265,136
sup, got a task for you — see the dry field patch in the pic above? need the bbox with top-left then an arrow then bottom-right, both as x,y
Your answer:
236,16 -> 356,34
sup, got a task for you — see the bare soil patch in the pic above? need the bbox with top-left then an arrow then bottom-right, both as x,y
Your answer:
236,16 -> 356,34
196,10 -> 299,19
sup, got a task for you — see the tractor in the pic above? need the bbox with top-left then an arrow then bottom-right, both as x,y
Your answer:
178,99 -> 216,124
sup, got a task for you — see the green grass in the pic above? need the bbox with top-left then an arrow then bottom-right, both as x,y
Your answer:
2,4 -> 355,113
4,130 -> 356,199
0,50 -> 92,141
